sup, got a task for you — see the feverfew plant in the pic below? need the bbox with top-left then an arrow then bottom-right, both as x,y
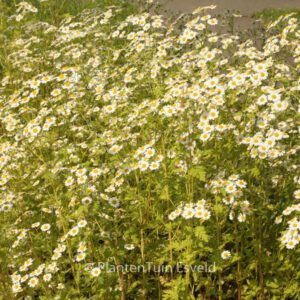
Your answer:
0,0 -> 299,299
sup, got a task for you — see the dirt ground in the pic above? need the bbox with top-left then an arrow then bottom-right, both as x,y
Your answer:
157,0 -> 300,14
156,0 -> 300,29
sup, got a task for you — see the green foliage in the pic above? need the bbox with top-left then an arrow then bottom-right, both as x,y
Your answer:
254,8 -> 300,22
188,166 -> 206,182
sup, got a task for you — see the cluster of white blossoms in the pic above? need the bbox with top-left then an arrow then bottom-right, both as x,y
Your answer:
206,175 -> 250,222
10,218 -> 88,293
14,1 -> 38,22
133,142 -> 164,172
11,259 -> 60,293
277,190 -> 300,249
280,217 -> 300,249
0,192 -> 16,212
168,199 -> 211,221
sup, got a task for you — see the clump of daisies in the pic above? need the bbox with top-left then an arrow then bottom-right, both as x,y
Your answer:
133,142 -> 164,172
206,174 -> 251,222
278,190 -> 300,249
168,199 -> 211,221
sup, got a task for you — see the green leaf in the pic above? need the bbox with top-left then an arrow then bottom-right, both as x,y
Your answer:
188,166 -> 206,181
266,281 -> 279,289
250,167 -> 260,178
160,185 -> 170,200
195,225 -> 209,242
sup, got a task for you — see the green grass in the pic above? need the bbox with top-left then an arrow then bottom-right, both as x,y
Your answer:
253,8 -> 300,21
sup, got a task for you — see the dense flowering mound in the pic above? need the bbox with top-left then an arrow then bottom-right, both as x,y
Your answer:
0,1 -> 299,299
